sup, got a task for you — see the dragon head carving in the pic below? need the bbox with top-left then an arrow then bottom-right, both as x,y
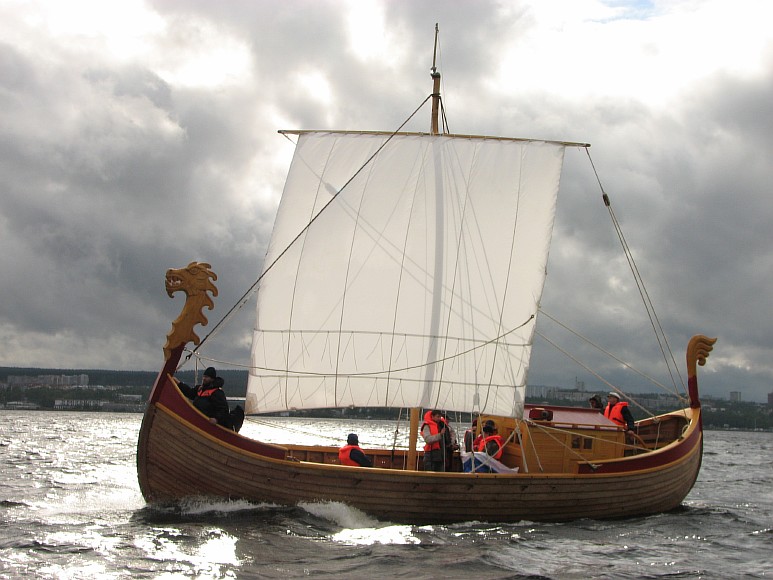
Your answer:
163,262 -> 218,361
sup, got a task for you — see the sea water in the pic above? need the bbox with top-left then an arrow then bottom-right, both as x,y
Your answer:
1,411 -> 771,579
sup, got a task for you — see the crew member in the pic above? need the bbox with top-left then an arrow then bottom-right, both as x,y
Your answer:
588,394 -> 604,411
476,420 -> 504,460
463,418 -> 479,452
604,391 -> 636,435
439,413 -> 459,471
338,433 -> 372,467
177,367 -> 233,429
421,409 -> 446,471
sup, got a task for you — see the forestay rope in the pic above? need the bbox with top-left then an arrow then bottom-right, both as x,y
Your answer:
179,93 -> 435,369
584,148 -> 686,396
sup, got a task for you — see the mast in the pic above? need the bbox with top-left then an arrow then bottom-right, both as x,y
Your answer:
409,24 -> 443,472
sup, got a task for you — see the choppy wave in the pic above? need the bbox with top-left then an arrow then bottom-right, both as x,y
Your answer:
1,411 -> 771,579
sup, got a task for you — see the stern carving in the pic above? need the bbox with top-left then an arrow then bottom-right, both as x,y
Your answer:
686,335 -> 717,379
163,262 -> 218,361
686,334 -> 717,409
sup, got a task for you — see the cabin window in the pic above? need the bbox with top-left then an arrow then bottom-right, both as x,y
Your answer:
583,438 -> 593,450
571,436 -> 580,449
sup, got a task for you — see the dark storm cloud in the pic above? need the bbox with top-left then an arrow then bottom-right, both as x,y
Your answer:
0,1 -> 771,402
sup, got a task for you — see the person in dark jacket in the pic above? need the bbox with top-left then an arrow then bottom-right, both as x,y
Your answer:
440,413 -> 459,471
338,433 -> 372,467
177,367 -> 233,429
463,418 -> 479,453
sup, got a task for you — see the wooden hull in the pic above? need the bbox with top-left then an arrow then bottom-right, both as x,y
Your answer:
137,349 -> 704,524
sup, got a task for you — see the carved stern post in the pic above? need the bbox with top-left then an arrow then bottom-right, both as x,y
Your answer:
686,334 -> 717,410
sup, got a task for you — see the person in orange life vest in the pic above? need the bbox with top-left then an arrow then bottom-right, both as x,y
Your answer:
604,391 -> 635,435
476,420 -> 504,460
338,433 -> 372,467
421,409 -> 447,471
177,367 -> 233,429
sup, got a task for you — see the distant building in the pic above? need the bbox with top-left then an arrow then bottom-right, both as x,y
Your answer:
527,385 -> 552,399
117,394 -> 143,403
768,392 -> 773,407
8,374 -> 89,388
729,391 -> 742,402
54,399 -> 104,410
5,401 -> 41,410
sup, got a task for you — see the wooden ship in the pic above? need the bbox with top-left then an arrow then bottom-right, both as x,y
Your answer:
137,32 -> 716,524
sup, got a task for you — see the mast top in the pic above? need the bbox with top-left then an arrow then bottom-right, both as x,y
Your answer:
430,23 -> 441,135
431,23 -> 440,75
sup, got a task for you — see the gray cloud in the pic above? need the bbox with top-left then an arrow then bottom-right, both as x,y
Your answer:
0,1 -> 770,403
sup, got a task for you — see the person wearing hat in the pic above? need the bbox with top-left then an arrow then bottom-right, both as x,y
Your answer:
420,409 -> 447,471
588,394 -> 604,412
177,367 -> 233,429
604,391 -> 635,434
476,420 -> 504,460
470,420 -> 505,473
338,433 -> 372,467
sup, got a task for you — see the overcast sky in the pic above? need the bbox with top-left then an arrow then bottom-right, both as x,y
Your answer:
1,0 -> 771,403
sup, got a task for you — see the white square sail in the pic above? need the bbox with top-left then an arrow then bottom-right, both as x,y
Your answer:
246,131 -> 566,417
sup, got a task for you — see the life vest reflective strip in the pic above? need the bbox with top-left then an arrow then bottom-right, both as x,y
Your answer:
421,412 -> 441,452
604,401 -> 629,426
476,434 -> 505,459
338,445 -> 360,466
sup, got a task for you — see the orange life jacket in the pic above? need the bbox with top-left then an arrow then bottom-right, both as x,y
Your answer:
421,411 -> 441,452
197,387 -> 219,398
476,434 -> 504,459
604,401 -> 629,426
338,444 -> 360,466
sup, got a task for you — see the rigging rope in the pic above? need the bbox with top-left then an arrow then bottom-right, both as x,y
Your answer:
535,330 -> 658,418
183,314 -> 535,379
537,310 -> 688,404
178,74 -> 687,428
584,148 -> 685,396
391,408 -> 403,459
180,93 -> 436,368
